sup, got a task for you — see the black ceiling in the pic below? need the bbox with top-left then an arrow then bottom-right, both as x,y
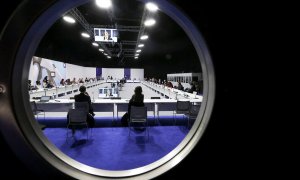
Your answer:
35,0 -> 202,78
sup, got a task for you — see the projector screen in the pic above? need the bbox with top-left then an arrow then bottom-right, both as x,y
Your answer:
94,28 -> 118,42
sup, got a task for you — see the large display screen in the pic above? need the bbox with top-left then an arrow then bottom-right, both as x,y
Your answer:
94,28 -> 118,42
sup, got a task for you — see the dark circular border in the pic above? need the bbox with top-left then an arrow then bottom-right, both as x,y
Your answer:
0,0 -> 215,179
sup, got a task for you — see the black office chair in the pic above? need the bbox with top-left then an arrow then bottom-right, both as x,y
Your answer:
186,104 -> 201,127
30,101 -> 45,121
75,102 -> 94,135
30,101 -> 47,130
75,102 -> 89,113
129,106 -> 149,140
173,100 -> 190,125
66,109 -> 89,141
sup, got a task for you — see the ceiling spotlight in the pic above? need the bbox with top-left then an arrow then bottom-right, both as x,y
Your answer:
135,54 -> 139,56
146,2 -> 158,12
92,42 -> 99,47
107,56 -> 111,59
134,57 -> 138,59
63,16 -> 76,23
104,53 -> 108,56
138,44 -> 144,48
144,19 -> 156,26
99,48 -> 104,52
136,49 -> 141,53
81,32 -> 90,38
96,0 -> 112,9
140,35 -> 148,40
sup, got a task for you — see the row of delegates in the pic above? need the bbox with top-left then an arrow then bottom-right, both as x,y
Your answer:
43,80 -> 55,88
146,77 -> 202,94
42,76 -> 55,88
28,80 -> 43,90
60,77 -> 97,86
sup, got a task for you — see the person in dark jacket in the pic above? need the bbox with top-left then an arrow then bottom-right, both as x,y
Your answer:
177,81 -> 184,91
68,86 -> 95,134
121,86 -> 144,127
128,86 -> 144,115
74,86 -> 95,127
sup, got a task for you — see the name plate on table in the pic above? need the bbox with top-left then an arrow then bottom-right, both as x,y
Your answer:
98,87 -> 119,98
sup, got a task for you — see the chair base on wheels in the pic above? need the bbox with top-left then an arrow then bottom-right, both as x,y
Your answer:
128,106 -> 149,141
66,109 -> 90,142
128,122 -> 149,141
66,125 -> 90,142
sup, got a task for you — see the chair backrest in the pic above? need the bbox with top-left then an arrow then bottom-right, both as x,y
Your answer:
130,106 -> 147,123
68,109 -> 87,124
75,102 -> 89,113
30,101 -> 38,113
189,104 -> 201,117
176,100 -> 190,111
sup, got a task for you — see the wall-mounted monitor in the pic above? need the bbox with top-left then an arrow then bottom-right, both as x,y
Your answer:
94,28 -> 118,42
50,71 -> 55,77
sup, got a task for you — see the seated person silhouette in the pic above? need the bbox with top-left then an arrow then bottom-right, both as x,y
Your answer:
177,81 -> 184,91
67,86 -> 95,134
121,86 -> 144,130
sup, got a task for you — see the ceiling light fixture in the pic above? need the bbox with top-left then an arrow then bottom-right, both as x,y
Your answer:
92,42 -> 99,47
99,48 -> 104,51
134,57 -> 138,59
144,19 -> 156,26
136,49 -> 141,53
138,44 -> 144,48
146,2 -> 158,12
63,16 -> 76,23
81,32 -> 90,38
140,35 -> 148,40
95,0 -> 112,9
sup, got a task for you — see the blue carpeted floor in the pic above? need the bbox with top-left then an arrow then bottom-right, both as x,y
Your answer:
43,126 -> 189,170
38,115 -> 191,127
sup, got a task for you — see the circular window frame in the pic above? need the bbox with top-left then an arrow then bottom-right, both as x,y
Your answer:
0,0 -> 215,179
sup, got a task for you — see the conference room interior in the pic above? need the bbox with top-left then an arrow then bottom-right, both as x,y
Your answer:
25,0 -> 205,173
3,0 -> 278,179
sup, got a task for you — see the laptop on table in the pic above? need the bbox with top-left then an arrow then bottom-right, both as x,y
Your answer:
39,96 -> 51,102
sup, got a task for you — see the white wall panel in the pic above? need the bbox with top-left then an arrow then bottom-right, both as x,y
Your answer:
131,68 -> 144,80
102,68 -> 124,80
28,56 -> 66,86
66,63 -> 84,79
83,67 -> 96,78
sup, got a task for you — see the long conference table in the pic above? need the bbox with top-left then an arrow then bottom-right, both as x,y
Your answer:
34,98 -> 202,123
31,80 -> 203,124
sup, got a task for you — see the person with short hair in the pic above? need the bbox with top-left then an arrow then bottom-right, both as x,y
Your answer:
75,86 -> 96,118
68,86 -> 95,134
